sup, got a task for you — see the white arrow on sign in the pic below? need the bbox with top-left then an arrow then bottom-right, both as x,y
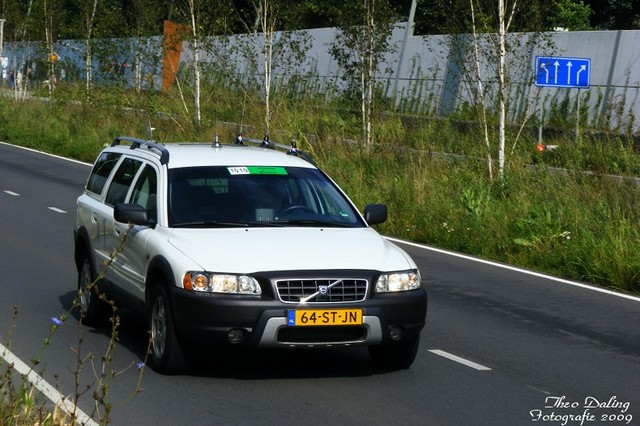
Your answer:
553,61 -> 560,84
566,61 -> 573,85
540,63 -> 549,84
576,64 -> 586,85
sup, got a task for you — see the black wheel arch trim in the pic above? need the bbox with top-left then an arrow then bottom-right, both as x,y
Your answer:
74,226 -> 95,274
145,255 -> 177,307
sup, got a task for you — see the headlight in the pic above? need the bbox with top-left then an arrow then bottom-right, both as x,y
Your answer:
183,272 -> 261,295
375,270 -> 421,293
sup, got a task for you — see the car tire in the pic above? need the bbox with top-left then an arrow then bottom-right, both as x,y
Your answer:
148,283 -> 185,374
368,334 -> 420,370
77,252 -> 106,326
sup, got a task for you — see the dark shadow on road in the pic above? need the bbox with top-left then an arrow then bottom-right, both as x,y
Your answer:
59,291 -> 396,380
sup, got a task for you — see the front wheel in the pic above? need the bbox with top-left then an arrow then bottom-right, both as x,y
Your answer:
148,284 -> 185,374
368,334 -> 420,370
77,253 -> 106,326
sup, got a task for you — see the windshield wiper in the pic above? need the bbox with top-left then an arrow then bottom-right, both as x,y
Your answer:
172,220 -> 288,228
171,221 -> 248,228
242,221 -> 286,227
281,220 -> 356,228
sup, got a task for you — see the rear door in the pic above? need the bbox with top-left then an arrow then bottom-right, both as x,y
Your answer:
101,157 -> 143,291
79,151 -> 123,277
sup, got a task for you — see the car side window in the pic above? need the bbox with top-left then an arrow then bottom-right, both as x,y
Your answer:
130,165 -> 158,222
105,157 -> 143,207
86,152 -> 122,195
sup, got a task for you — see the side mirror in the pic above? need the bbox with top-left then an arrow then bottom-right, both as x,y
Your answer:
364,203 -> 387,225
114,203 -> 155,228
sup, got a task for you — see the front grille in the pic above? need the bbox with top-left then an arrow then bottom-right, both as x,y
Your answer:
278,326 -> 367,344
276,278 -> 368,303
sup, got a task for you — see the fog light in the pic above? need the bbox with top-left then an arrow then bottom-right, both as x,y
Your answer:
228,328 -> 246,344
389,326 -> 403,341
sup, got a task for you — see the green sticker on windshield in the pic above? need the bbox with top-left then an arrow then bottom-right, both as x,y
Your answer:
228,166 -> 288,175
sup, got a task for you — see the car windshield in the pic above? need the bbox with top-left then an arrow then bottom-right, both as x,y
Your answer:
168,166 -> 365,228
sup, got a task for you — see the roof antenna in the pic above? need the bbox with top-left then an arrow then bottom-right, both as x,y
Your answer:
288,139 -> 299,155
240,91 -> 247,135
261,133 -> 271,148
146,121 -> 156,140
213,133 -> 221,148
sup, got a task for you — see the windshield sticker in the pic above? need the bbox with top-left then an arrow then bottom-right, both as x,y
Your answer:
227,167 -> 250,175
228,166 -> 288,175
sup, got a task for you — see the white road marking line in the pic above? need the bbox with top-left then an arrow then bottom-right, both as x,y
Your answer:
429,349 -> 492,371
526,384 -> 552,395
0,342 -> 98,426
0,141 -> 92,166
4,190 -> 20,196
385,237 -> 640,302
48,207 -> 67,214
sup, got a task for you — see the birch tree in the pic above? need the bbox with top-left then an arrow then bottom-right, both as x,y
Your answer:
125,0 -> 169,93
468,0 -> 494,181
254,0 -> 276,135
469,0 -> 535,181
172,0 -> 232,127
187,0 -> 202,126
234,0 -> 312,136
81,0 -> 98,100
330,0 -> 396,148
495,0 -> 515,181
43,0 -> 59,97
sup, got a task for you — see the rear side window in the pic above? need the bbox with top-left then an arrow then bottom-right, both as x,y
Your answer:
105,158 -> 143,206
130,165 -> 158,221
86,152 -> 122,195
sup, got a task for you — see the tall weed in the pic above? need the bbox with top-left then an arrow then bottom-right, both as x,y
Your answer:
0,83 -> 638,294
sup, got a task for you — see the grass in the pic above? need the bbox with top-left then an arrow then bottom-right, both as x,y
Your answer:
1,83 -> 639,294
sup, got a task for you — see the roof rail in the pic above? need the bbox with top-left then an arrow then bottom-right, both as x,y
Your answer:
234,133 -> 315,165
111,136 -> 170,165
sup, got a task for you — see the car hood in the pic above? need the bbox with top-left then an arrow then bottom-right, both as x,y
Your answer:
166,227 -> 415,273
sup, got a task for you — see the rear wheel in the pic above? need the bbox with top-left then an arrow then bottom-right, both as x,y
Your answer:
369,334 -> 420,370
77,253 -> 106,326
149,284 -> 185,374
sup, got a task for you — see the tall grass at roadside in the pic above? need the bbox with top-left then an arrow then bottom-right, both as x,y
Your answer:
0,87 -> 638,294
0,223 -> 148,424
316,136 -> 639,293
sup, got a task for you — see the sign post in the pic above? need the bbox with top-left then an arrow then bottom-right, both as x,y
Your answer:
0,19 -> 5,58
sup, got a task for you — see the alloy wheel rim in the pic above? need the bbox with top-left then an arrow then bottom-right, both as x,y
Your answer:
79,261 -> 92,314
151,296 -> 167,359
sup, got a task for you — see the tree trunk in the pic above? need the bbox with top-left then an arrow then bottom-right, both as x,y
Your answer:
261,1 -> 273,134
497,0 -> 507,181
469,0 -> 494,182
188,0 -> 201,126
84,0 -> 98,101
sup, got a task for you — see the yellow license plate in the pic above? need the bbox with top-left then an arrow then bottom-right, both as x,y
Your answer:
287,309 -> 362,326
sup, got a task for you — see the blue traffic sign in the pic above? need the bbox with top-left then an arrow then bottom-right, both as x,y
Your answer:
535,56 -> 591,88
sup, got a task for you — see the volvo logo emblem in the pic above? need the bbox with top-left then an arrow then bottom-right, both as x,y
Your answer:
319,285 -> 329,295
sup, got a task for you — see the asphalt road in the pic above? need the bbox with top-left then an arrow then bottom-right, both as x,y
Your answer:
1,141 -> 639,426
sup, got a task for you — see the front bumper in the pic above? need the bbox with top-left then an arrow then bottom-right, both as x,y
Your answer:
169,286 -> 427,348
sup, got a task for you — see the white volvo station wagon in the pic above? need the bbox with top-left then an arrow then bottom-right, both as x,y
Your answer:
74,135 -> 427,374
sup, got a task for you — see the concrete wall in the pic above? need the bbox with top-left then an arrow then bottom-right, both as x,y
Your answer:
180,25 -> 640,134
3,25 -> 639,134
